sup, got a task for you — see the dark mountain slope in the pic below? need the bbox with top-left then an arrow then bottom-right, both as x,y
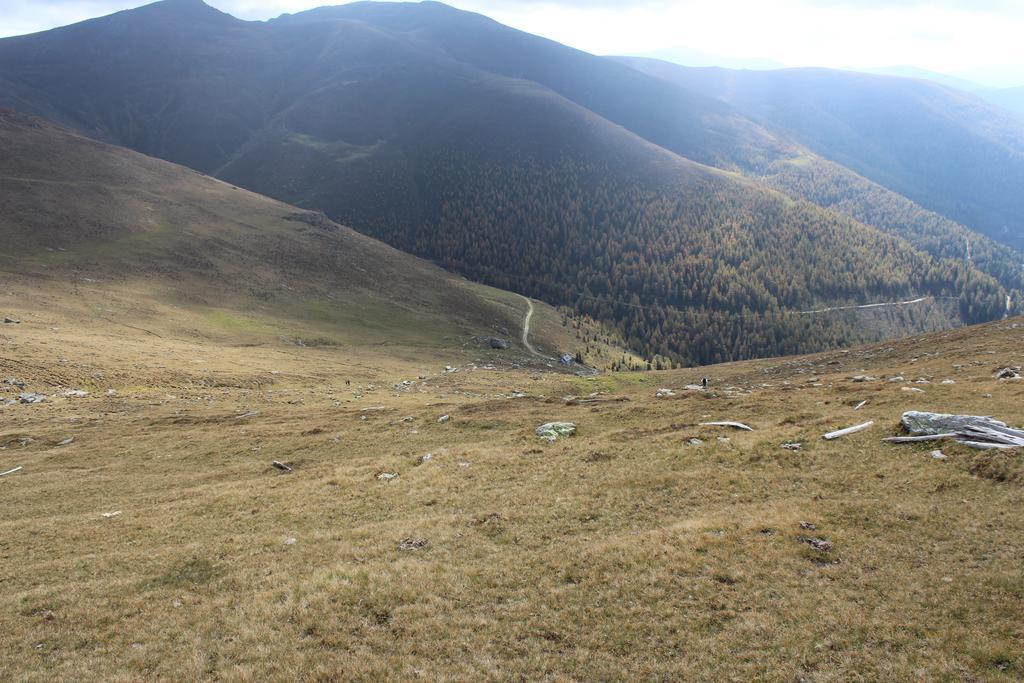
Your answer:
266,4 -> 1024,291
0,108 -> 540,350
616,58 -> 1024,252
0,1 -> 1016,364
270,1 -> 791,173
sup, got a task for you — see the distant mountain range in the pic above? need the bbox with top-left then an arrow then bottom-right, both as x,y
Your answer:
0,0 -> 1021,365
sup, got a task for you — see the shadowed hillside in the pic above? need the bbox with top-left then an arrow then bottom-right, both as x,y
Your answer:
0,108 -> 576,357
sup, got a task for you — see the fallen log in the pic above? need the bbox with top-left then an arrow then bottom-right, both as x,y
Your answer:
699,421 -> 753,431
822,421 -> 874,440
954,440 -> 1021,450
882,433 -> 957,443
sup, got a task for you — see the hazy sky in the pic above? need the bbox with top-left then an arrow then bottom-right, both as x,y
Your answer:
1,0 -> 1021,87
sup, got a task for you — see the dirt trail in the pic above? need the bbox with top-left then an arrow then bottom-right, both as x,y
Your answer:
518,295 -> 549,360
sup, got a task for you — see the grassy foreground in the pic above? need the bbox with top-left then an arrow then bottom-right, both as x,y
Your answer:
1,301 -> 1022,680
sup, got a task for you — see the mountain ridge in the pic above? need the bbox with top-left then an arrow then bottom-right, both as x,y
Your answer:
0,0 -> 1019,365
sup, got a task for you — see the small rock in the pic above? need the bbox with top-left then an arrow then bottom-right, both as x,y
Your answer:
687,438 -> 704,446
437,414 -> 451,423
940,379 -> 955,385
994,367 -> 1021,380
850,375 -> 877,382
655,388 -> 676,398
799,521 -> 817,530
418,453 -> 433,464
901,387 -> 925,393
536,422 -> 576,441
489,337 -> 510,350
271,460 -> 292,472
801,537 -> 832,552
101,511 -> 122,518
18,393 -> 46,404
4,378 -> 25,388
283,537 -> 297,545
397,537 -> 428,551
57,437 -> 74,446
400,416 -> 414,423
3,316 -> 20,324
376,471 -> 399,481
781,442 -> 803,451
60,389 -> 88,398
931,450 -> 947,459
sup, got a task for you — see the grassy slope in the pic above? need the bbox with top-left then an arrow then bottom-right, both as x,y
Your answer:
1,289 -> 1021,679
0,109 -> 586,358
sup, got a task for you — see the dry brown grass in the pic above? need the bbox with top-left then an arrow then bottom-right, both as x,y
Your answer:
2,289 -> 1022,680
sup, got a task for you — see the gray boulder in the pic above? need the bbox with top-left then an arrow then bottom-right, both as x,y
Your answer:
901,411 -> 1007,435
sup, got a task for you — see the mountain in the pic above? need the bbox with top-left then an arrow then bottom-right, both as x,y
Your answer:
615,57 -> 1024,253
630,45 -> 785,71
0,107 -> 567,355
982,86 -> 1024,119
855,66 -> 988,93
0,0 -> 1019,366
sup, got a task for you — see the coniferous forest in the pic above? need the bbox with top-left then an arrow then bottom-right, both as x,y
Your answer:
354,152 -> 1012,365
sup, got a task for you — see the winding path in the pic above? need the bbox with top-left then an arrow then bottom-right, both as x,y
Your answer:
518,294 -> 549,360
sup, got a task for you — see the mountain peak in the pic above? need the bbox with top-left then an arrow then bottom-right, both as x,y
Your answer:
128,0 -> 236,24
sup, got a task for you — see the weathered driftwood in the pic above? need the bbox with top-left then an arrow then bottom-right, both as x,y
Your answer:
882,433 -> 957,443
853,400 -> 868,411
959,424 -> 1024,444
699,421 -> 754,431
272,460 -> 293,472
954,440 -> 1021,450
822,421 -> 874,440
0,466 -> 23,477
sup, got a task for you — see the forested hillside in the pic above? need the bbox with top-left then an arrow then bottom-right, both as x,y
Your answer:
366,152 -> 1005,365
0,0 -> 1019,366
616,57 -> 1024,252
